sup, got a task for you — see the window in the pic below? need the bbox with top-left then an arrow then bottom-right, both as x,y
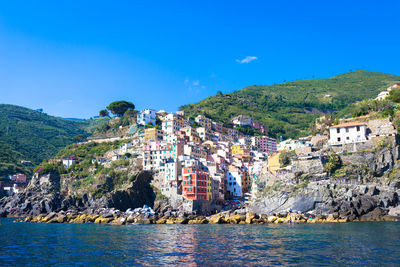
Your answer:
346,128 -> 349,133
337,128 -> 340,134
337,137 -> 341,142
346,137 -> 349,140
357,126 -> 360,131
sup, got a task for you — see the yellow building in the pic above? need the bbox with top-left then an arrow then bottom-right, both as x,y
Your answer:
182,128 -> 202,143
207,175 -> 212,201
231,145 -> 250,155
144,128 -> 163,141
267,153 -> 281,174
202,141 -> 217,153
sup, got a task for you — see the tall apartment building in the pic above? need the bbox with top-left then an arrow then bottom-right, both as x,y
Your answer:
182,166 -> 210,201
195,115 -> 213,130
162,114 -> 188,134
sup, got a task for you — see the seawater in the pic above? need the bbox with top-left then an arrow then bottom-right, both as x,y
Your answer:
1,218 -> 400,266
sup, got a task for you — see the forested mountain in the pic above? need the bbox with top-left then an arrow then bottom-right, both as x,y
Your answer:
0,104 -> 106,176
181,70 -> 400,139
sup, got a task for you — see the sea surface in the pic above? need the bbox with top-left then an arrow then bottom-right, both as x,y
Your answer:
1,218 -> 400,266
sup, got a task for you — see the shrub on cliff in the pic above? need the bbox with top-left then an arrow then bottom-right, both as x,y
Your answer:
34,162 -> 67,176
324,152 -> 342,175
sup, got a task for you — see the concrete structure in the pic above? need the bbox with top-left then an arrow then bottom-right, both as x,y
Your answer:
328,122 -> 367,145
137,109 -> 156,126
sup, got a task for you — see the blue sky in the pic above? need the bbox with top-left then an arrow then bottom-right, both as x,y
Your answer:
1,1 -> 400,118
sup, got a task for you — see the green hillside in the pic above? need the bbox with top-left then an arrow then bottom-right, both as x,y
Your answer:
181,70 -> 400,139
0,104 -> 106,176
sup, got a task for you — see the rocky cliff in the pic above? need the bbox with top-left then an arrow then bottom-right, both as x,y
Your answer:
0,171 -> 156,217
249,136 -> 400,221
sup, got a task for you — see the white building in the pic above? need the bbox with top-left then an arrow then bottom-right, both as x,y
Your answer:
162,114 -> 188,134
375,91 -> 389,100
226,167 -> 242,197
278,138 -> 311,151
328,122 -> 367,145
137,109 -> 156,126
62,158 -> 76,168
231,115 -> 252,127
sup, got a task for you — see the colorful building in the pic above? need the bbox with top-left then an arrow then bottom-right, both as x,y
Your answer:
231,144 -> 250,155
182,167 -> 209,200
144,127 -> 164,141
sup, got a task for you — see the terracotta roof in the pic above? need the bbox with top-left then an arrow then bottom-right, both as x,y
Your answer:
329,122 -> 366,129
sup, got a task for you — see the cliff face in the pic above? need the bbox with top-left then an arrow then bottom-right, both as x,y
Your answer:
0,171 -> 156,217
249,137 -> 400,220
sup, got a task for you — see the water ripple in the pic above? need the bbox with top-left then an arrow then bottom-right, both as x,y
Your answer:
1,219 -> 400,266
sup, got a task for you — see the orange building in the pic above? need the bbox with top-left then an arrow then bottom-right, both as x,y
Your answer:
182,167 -> 209,200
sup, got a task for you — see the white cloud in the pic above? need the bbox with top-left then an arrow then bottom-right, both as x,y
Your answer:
192,80 -> 200,86
236,56 -> 258,64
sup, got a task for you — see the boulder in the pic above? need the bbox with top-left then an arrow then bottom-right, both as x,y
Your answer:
359,207 -> 386,221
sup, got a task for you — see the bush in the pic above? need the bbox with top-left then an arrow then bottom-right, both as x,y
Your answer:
324,152 -> 342,175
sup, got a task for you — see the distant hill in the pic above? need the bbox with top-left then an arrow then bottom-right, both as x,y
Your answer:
0,104 -> 107,176
181,70 -> 400,139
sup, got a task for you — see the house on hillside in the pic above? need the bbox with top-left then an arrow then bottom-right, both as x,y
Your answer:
375,91 -> 389,100
137,109 -> 156,126
231,115 -> 252,127
62,157 -> 76,168
328,122 -> 367,145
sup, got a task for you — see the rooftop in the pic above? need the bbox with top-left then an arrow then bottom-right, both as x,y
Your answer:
329,122 -> 366,129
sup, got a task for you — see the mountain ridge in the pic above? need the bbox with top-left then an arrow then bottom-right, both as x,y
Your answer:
0,104 -> 106,176
181,70 -> 400,139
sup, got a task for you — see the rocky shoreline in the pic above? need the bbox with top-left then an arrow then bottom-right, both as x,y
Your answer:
15,206 -> 400,225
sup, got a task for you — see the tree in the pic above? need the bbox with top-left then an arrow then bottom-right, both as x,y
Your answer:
279,150 -> 296,167
99,109 -> 109,117
73,134 -> 86,142
124,109 -> 136,117
324,152 -> 342,175
106,101 -> 135,117
389,88 -> 400,103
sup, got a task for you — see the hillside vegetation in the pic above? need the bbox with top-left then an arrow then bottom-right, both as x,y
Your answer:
181,70 -> 400,139
0,104 -> 107,176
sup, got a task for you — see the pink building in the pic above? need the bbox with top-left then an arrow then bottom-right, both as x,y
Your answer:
259,136 -> 277,154
251,122 -> 268,134
10,174 -> 27,184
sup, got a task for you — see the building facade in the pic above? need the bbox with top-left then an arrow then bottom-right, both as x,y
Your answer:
137,109 -> 156,126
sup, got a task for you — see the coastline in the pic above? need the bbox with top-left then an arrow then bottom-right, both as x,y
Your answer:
17,209 -> 400,225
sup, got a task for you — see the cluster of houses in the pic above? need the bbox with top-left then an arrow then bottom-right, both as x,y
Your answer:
0,173 -> 27,196
135,111 -> 277,206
